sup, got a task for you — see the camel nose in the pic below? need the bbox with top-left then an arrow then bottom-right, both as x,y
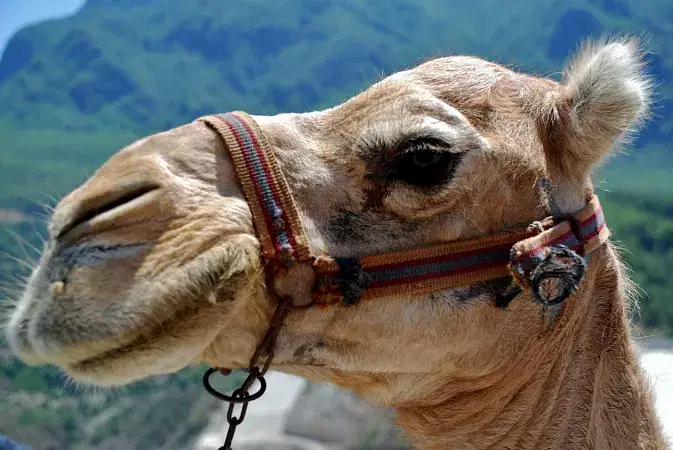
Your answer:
49,149 -> 170,244
54,181 -> 161,240
48,120 -> 222,244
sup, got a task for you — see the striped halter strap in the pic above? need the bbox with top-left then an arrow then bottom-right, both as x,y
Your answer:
198,111 -> 610,450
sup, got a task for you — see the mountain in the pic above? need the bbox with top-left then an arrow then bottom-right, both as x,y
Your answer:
0,0 -> 84,57
0,0 -> 670,201
0,1 -> 671,448
0,0 -> 671,137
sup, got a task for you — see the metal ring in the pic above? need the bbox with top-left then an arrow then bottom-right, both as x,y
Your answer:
530,245 -> 586,307
203,368 -> 267,404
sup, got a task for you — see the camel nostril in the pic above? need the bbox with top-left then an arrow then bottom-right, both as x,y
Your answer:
57,184 -> 160,239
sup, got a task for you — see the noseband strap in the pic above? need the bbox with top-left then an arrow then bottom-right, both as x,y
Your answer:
200,112 -> 312,267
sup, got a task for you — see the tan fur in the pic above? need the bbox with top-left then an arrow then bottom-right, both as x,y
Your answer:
5,39 -> 667,449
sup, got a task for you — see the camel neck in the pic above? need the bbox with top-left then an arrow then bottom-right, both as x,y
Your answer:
395,246 -> 667,450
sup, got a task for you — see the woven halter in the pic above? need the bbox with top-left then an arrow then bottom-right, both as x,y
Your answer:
198,111 -> 610,450
199,111 -> 609,309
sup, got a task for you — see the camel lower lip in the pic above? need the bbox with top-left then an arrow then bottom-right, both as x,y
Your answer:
65,338 -> 140,373
59,342 -> 141,384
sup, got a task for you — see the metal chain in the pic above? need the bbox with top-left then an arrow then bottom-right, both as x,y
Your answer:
203,295 -> 293,450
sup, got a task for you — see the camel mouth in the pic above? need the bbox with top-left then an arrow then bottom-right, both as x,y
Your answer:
7,271 -> 228,386
5,223 -> 258,386
15,304 -> 143,376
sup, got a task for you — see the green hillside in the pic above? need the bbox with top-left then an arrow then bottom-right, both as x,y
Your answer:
0,0 -> 671,448
0,0 -> 672,136
0,0 -> 671,204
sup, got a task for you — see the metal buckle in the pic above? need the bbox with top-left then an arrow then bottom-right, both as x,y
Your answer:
529,245 -> 586,307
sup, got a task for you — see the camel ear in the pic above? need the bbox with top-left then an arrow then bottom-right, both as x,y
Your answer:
542,39 -> 652,179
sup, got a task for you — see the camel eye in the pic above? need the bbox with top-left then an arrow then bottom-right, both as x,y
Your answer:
397,148 -> 459,187
411,151 -> 442,167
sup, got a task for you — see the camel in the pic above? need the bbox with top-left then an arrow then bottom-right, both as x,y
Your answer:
5,38 -> 668,449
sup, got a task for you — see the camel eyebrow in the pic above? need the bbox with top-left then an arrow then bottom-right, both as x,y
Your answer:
396,135 -> 453,153
358,128 -> 454,160
356,114 -> 469,158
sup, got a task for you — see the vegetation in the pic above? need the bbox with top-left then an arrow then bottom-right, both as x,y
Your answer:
0,355 -> 243,450
600,192 -> 673,333
0,0 -> 671,448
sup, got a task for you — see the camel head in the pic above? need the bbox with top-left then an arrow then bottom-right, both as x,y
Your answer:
6,40 -> 650,399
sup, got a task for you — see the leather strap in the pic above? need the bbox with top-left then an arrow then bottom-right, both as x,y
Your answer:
200,112 -> 312,268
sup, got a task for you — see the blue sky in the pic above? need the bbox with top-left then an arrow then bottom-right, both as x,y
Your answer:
0,0 -> 85,57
